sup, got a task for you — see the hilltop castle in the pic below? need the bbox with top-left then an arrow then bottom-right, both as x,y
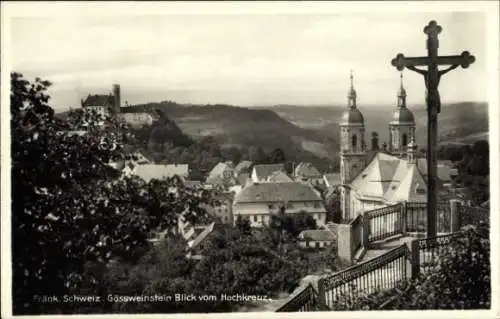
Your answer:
80,84 -> 159,128
338,72 -> 451,221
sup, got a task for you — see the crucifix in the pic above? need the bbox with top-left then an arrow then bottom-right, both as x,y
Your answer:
391,20 -> 475,238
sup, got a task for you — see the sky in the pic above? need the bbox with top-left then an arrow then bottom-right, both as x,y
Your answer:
6,4 -> 489,110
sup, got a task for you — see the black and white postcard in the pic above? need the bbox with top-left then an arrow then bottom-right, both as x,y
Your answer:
1,1 -> 499,318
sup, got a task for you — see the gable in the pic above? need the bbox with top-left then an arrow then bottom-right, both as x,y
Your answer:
389,164 -> 427,203
350,153 -> 401,198
253,163 -> 285,181
267,171 -> 293,183
294,162 -> 321,178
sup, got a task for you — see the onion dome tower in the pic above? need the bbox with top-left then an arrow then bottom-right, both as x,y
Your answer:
339,71 -> 366,220
389,73 -> 416,157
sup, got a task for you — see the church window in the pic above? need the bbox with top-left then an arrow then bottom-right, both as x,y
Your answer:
402,134 -> 408,147
352,135 -> 357,148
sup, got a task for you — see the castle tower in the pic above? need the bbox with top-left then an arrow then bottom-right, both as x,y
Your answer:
112,84 -> 121,114
389,73 -> 416,157
339,71 -> 366,220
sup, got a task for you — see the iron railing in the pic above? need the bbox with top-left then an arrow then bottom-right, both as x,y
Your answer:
365,204 -> 403,242
406,202 -> 427,233
416,231 -> 467,273
319,244 -> 409,308
275,283 -> 323,312
406,201 -> 451,233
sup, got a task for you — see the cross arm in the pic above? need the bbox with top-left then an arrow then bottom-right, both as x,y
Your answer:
391,51 -> 475,70
406,66 -> 427,76
438,64 -> 459,76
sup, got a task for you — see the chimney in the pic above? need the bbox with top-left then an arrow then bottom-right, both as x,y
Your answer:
112,84 -> 121,113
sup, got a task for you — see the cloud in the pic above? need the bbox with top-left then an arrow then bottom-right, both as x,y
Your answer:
8,11 -> 487,109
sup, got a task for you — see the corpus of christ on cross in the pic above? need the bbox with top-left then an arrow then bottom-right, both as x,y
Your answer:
391,20 -> 475,238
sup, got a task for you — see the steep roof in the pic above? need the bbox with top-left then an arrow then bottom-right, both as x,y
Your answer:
252,163 -> 285,181
82,94 -> 114,107
350,152 -> 428,203
389,164 -> 427,203
267,171 -> 294,183
206,162 -> 235,185
298,230 -> 336,242
133,164 -> 189,182
234,182 -> 323,204
294,162 -> 322,178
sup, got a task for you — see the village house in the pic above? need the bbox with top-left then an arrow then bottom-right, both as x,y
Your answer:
297,229 -> 336,249
205,161 -> 236,187
294,162 -> 323,186
250,163 -> 288,183
267,170 -> 294,183
132,163 -> 189,182
232,182 -> 327,227
81,92 -> 116,119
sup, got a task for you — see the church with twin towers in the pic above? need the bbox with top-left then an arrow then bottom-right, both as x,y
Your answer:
338,71 -> 436,222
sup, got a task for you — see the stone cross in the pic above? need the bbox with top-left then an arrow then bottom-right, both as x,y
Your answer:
390,20 -> 475,238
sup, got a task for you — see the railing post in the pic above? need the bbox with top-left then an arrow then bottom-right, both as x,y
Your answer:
409,239 -> 420,279
450,199 -> 462,233
401,201 -> 408,236
336,223 -> 353,263
317,278 -> 326,309
362,213 -> 370,247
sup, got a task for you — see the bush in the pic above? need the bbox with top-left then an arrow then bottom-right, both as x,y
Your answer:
328,229 -> 490,310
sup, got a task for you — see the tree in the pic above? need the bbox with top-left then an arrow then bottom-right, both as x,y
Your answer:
249,146 -> 268,164
10,73 -> 212,315
270,147 -> 286,163
235,216 -> 252,235
370,132 -> 379,150
325,188 -> 342,223
98,224 -> 309,313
